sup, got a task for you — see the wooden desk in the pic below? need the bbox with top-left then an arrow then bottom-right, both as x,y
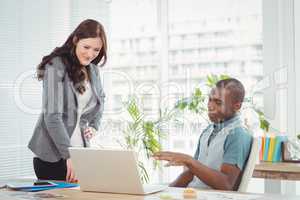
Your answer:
1,187 -> 300,200
253,161 -> 300,180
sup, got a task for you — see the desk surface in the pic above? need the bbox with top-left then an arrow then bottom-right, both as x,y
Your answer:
1,187 -> 300,200
253,161 -> 300,180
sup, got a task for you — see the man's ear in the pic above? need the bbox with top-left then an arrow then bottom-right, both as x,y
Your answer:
233,102 -> 242,111
72,36 -> 78,45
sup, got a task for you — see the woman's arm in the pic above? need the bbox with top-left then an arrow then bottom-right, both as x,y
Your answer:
43,57 -> 71,160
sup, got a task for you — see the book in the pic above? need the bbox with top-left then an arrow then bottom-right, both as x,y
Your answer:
4,180 -> 78,192
259,137 -> 265,161
267,137 -> 276,161
20,181 -> 79,192
263,137 -> 270,161
6,180 -> 57,190
272,135 -> 288,162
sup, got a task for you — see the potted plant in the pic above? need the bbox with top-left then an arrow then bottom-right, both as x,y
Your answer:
118,97 -> 175,183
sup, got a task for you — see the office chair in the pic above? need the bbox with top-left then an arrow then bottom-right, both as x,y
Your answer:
238,137 -> 259,192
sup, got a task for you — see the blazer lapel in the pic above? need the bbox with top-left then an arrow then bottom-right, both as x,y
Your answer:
87,65 -> 101,104
63,74 -> 79,109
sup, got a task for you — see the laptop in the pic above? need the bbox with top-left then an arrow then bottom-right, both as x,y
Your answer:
69,148 -> 166,195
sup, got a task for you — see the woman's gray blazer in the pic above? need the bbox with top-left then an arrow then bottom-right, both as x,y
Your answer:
28,57 -> 105,162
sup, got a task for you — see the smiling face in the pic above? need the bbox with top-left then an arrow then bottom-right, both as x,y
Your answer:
207,87 -> 241,123
74,37 -> 103,66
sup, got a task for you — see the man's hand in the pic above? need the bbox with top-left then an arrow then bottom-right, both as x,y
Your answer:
83,127 -> 96,140
66,159 -> 77,183
153,151 -> 193,167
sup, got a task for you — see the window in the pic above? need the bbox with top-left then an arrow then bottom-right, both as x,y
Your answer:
166,0 -> 263,183
0,0 -> 110,179
1,1 -> 281,189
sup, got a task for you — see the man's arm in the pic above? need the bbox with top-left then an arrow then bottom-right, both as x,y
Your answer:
187,159 -> 241,190
169,169 -> 194,187
187,128 -> 251,190
153,152 -> 241,190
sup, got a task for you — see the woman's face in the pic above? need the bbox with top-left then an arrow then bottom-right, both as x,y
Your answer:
75,37 -> 102,66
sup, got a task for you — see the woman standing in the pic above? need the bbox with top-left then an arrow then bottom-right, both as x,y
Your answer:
28,19 -> 107,182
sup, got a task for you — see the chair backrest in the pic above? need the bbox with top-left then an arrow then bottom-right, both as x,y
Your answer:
238,137 -> 259,192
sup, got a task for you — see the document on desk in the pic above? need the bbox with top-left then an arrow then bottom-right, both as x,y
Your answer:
0,190 -> 65,200
157,191 -> 262,200
200,191 -> 262,200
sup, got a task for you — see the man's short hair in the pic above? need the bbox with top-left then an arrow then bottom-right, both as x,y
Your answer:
215,78 -> 245,103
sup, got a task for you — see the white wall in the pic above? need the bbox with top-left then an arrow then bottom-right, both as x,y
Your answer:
294,0 -> 300,195
259,0 -> 298,194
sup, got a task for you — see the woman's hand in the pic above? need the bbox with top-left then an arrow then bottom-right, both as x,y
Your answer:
66,159 -> 77,183
83,127 -> 97,140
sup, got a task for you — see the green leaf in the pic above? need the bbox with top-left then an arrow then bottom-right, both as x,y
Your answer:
220,74 -> 230,80
255,109 -> 264,116
138,161 -> 149,183
194,88 -> 202,98
206,74 -> 231,87
259,117 -> 270,132
126,97 -> 143,121
175,99 -> 189,110
253,108 -> 270,132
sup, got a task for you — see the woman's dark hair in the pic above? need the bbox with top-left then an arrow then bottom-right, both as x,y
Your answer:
37,19 -> 107,94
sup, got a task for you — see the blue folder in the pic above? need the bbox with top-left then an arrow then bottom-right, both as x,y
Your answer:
14,181 -> 79,192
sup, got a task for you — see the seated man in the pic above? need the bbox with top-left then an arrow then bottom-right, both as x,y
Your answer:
153,78 -> 252,191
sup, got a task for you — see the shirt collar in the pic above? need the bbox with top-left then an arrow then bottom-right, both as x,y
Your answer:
213,114 -> 241,131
